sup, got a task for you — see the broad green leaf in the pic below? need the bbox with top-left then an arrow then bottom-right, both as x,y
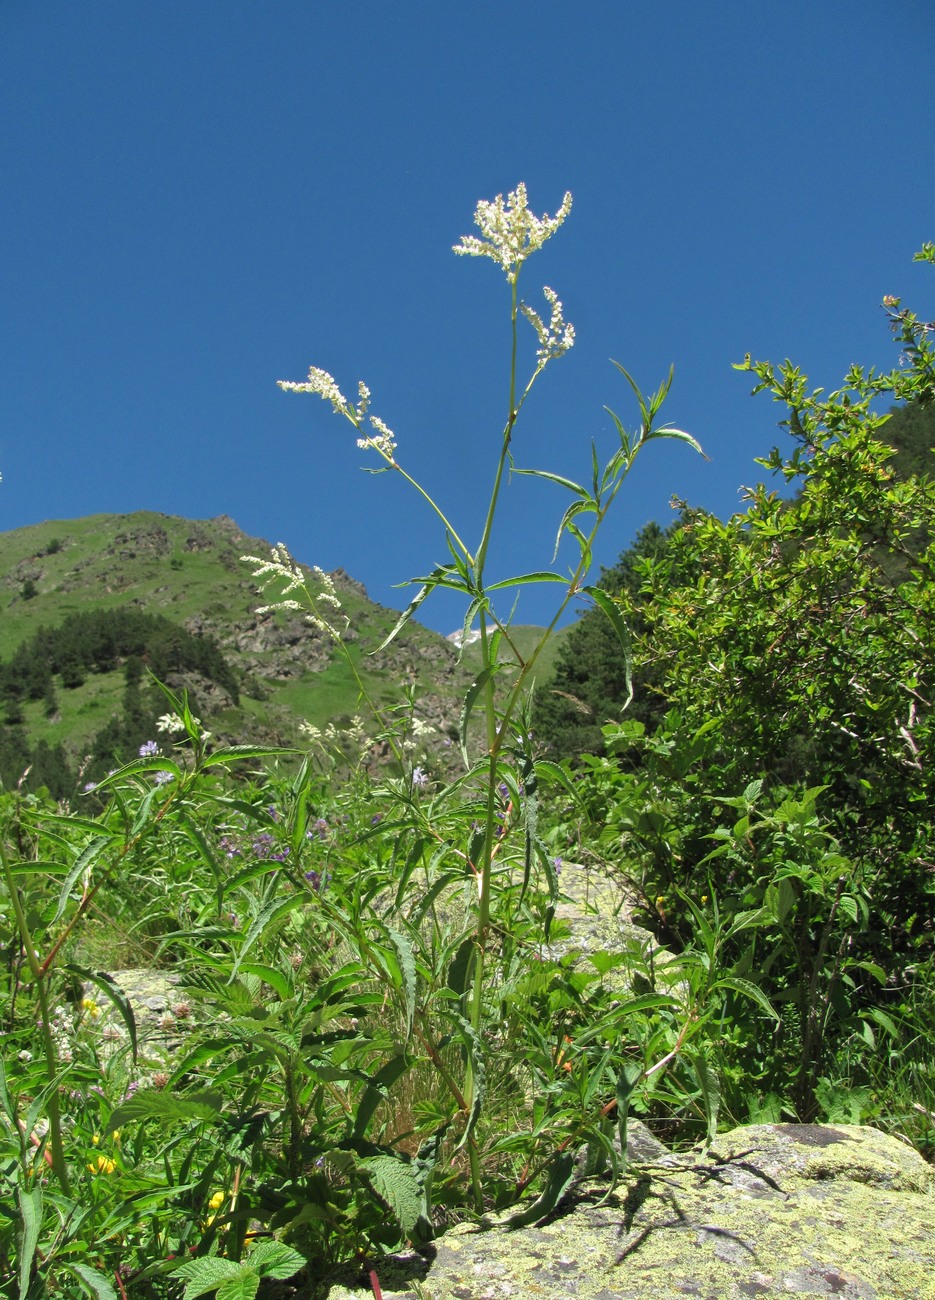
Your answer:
237,962 -> 293,1001
216,1273 -> 260,1300
241,1240 -> 306,1281
356,1152 -> 431,1242
171,1256 -> 242,1300
230,893 -> 309,981
447,936 -> 476,999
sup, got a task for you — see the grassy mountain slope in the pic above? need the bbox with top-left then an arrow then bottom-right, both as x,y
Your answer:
0,512 -> 568,770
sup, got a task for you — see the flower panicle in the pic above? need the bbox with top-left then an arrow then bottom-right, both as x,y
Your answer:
242,543 -> 306,596
520,286 -> 575,363
242,549 -> 346,639
453,182 -> 573,283
278,370 -> 396,459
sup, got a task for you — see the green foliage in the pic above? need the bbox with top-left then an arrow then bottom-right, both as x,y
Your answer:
1,205 -> 933,1298
534,521 -> 681,758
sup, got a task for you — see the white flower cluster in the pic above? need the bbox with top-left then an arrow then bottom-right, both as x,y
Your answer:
242,543 -> 307,612
357,415 -> 397,458
242,547 -> 346,640
453,182 -> 573,284
520,286 -> 575,363
278,366 -> 351,415
278,370 -> 397,460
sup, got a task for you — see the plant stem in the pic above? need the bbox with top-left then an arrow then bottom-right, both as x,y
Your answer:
0,832 -> 70,1193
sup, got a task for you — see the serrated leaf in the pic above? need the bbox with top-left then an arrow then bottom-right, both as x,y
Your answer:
242,1240 -> 306,1280
53,836 -> 110,924
230,893 -> 308,981
67,1263 -> 118,1300
171,1256 -> 242,1300
216,1271 -> 260,1300
356,1153 -> 430,1242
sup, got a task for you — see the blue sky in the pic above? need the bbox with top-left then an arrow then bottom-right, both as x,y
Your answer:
2,1 -> 933,634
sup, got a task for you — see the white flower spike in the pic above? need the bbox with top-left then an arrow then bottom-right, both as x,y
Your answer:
453,183 -> 573,284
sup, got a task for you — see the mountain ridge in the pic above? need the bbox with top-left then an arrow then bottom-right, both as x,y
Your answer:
0,511 -> 567,792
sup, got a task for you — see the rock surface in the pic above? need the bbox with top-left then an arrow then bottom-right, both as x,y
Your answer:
318,1124 -> 935,1300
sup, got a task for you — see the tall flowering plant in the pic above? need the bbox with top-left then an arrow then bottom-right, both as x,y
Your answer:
274,183 -> 702,1205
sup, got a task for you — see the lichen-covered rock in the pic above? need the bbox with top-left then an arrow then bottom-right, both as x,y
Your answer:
318,1124 -> 935,1300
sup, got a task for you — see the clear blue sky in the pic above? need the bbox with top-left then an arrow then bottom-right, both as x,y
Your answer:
2,1 -> 933,634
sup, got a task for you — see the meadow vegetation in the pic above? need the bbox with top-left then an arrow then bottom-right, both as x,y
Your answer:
1,195 -> 932,1300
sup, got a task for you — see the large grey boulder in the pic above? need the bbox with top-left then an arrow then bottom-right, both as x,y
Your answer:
321,1123 -> 935,1300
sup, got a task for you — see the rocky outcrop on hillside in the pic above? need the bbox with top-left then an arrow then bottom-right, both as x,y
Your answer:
321,1123 -> 935,1300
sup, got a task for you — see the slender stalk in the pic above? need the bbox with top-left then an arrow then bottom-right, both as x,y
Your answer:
0,833 -> 70,1193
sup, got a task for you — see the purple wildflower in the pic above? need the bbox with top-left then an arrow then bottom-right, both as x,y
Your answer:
154,770 -> 174,785
139,740 -> 159,758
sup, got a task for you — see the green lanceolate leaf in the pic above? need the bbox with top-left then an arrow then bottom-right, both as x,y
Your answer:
485,571 -> 568,591
107,1088 -> 224,1132
16,1182 -> 42,1300
386,926 -> 417,1038
450,1012 -> 485,1148
51,836 -> 110,924
64,966 -> 138,1062
66,1263 -> 118,1300
583,585 -> 634,709
501,1150 -> 576,1229
353,1054 -> 413,1141
459,665 -> 496,766
714,976 -> 780,1021
447,936 -> 476,999
202,745 -> 299,768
